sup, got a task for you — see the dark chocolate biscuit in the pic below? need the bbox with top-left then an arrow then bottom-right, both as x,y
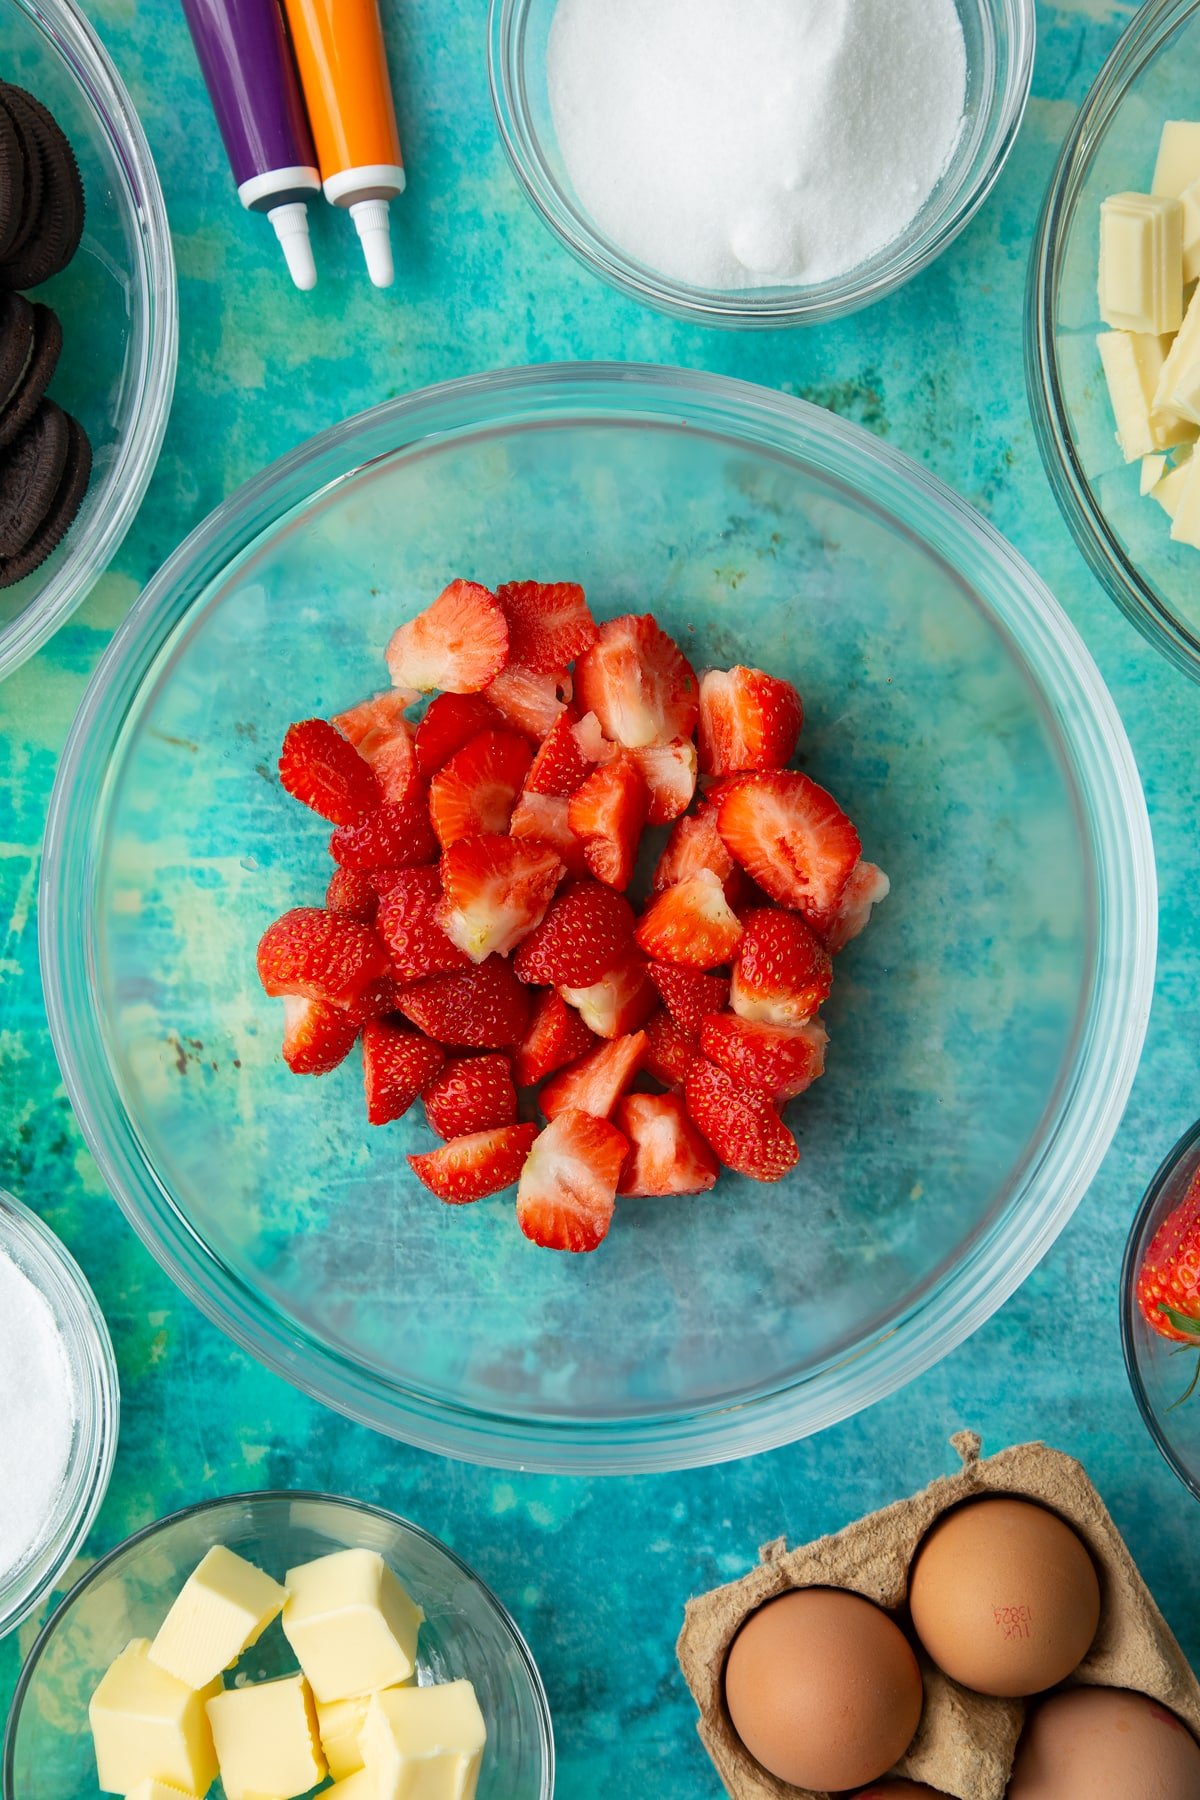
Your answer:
0,410 -> 90,587
0,398 -> 69,558
0,95 -> 25,261
0,290 -> 35,411
0,86 -> 46,259
0,84 -> 84,289
0,302 -> 61,448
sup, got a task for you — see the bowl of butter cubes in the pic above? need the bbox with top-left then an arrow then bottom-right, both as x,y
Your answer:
1,1490 -> 554,1800
1029,0 -> 1200,682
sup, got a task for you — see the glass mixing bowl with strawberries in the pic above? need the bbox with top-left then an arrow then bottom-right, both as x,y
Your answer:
1123,1119 -> 1200,1501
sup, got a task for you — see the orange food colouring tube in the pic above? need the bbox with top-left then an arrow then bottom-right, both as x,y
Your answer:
281,0 -> 405,288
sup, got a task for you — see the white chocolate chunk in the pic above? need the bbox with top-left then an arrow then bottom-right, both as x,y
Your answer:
1141,454 -> 1168,494
1153,121 -> 1200,199
124,1783 -> 195,1800
149,1546 -> 287,1691
89,1639 -> 220,1798
205,1672 -> 326,1800
361,1682 -> 487,1800
282,1548 -> 423,1704
1180,179 -> 1200,284
1170,452 -> 1200,545
1099,192 -> 1183,334
1152,458 -> 1193,519
1096,330 -> 1194,459
1155,284 -> 1200,424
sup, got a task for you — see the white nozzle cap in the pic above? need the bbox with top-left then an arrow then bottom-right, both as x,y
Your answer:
269,201 -> 317,292
350,197 -> 395,288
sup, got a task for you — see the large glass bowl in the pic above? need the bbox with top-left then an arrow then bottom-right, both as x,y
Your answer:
40,364 -> 1155,1474
1028,0 -> 1200,682
0,0 -> 177,680
2,1491 -> 553,1799
489,0 -> 1035,326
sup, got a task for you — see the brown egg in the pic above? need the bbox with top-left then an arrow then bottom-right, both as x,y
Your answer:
908,1497 -> 1100,1697
1008,1687 -> 1200,1796
852,1784 -> 952,1798
723,1587 -> 923,1790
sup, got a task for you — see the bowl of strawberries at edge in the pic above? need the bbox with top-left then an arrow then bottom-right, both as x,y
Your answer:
1123,1118 -> 1200,1502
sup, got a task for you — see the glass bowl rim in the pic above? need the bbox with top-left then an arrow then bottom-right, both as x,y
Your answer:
0,0 -> 179,681
486,0 -> 1036,327
38,360 -> 1157,1474
1,1486 -> 555,1800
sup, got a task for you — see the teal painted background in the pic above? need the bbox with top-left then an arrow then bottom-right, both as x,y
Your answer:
2,1 -> 1198,1793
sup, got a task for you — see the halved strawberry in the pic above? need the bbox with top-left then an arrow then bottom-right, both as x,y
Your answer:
615,1094 -> 720,1197
396,957 -> 530,1048
361,1019 -> 445,1125
429,729 -> 532,848
540,1030 -> 648,1122
333,692 -> 418,803
422,1053 -> 518,1139
515,1110 -> 628,1252
559,956 -> 656,1039
485,664 -> 573,740
700,1014 -> 828,1102
281,995 -> 361,1076
525,710 -> 603,797
334,689 -> 412,748
730,907 -> 833,1027
643,1008 -> 700,1089
717,772 -> 861,922
567,754 -> 648,891
646,963 -> 730,1037
326,866 -> 379,925
513,881 -> 636,988
817,860 -> 890,953
439,835 -> 565,962
628,738 -> 698,825
496,580 -> 598,670
697,666 -> 803,776
257,907 -> 391,1007
376,866 -> 470,981
413,692 -> 503,779
652,801 -> 739,895
684,1058 -> 800,1183
386,579 -> 509,694
574,613 -> 699,748
509,791 -> 588,876
513,988 -> 597,1088
635,870 -> 744,970
329,792 -> 438,870
409,1122 -> 539,1204
278,719 -> 381,825
344,975 -> 409,1023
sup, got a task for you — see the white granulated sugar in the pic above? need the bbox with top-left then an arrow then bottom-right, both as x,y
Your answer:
547,0 -> 968,289
0,1249 -> 76,1585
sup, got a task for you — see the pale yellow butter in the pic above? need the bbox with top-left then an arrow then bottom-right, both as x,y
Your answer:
318,1681 -> 417,1777
1169,452 -> 1200,545
89,1638 -> 220,1798
1099,192 -> 1183,334
1141,453 -> 1168,494
149,1546 -> 287,1691
124,1783 -> 195,1800
205,1672 -> 326,1800
1096,329 -> 1193,459
361,1682 -> 487,1800
1153,121 -> 1200,199
328,1771 -> 376,1799
282,1548 -> 423,1703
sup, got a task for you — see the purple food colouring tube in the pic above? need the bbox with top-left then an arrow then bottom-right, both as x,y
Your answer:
181,0 -> 321,290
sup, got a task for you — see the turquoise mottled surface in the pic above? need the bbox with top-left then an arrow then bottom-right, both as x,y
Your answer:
2,1 -> 1199,1794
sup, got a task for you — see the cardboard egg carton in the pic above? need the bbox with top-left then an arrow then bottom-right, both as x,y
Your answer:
677,1433 -> 1200,1800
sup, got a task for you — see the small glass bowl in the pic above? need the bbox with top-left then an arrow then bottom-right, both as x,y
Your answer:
0,0 -> 177,680
488,0 -> 1034,326
3,1491 -> 554,1799
1121,1119 -> 1200,1502
0,1190 -> 119,1638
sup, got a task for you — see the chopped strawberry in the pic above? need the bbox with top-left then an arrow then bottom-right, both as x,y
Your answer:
635,870 -> 744,970
526,710 -> 602,797
643,1008 -> 700,1089
496,579 -> 598,670
361,1020 -> 445,1125
439,835 -> 565,962
423,1053 -> 518,1139
325,866 -> 379,925
567,753 -> 648,890
333,692 -> 419,803
375,866 -> 469,982
540,1030 -> 648,1122
278,718 -> 381,825
413,692 -> 503,779
514,881 -> 636,988
628,738 -> 698,824
700,1014 -> 828,1102
386,578 -> 509,695
485,664 -> 573,739
646,963 -> 730,1037
717,772 -> 861,923
697,666 -> 803,776
334,690 -> 412,748
509,791 -> 589,876
652,801 -> 739,896
396,956 -> 530,1048
817,860 -> 891,952
515,1110 -> 628,1252
329,792 -> 438,870
730,907 -> 833,1027
559,956 -> 656,1039
281,995 -> 361,1076
366,866 -> 413,897
429,729 -> 532,849
409,1123 -> 539,1204
513,988 -> 597,1087
615,1094 -> 720,1197
257,907 -> 391,1007
574,613 -> 699,748
684,1058 -> 800,1183
344,975 -> 409,1023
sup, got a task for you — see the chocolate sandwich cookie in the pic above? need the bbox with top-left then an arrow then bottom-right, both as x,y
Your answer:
0,84 -> 84,289
0,410 -> 90,588
0,85 -> 46,261
0,302 -> 61,448
0,398 -> 69,559
0,97 -> 25,262
0,291 -> 35,411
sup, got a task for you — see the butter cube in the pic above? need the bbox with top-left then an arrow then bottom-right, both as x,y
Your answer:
1169,453 -> 1200,546
1153,121 -> 1200,199
329,1772 -> 376,1799
1096,330 -> 1194,459
282,1548 -> 423,1703
205,1673 -> 326,1800
1099,192 -> 1183,334
89,1638 -> 220,1798
125,1785 -> 195,1800
1141,453 -> 1168,494
149,1546 -> 287,1690
317,1692 -> 373,1780
361,1682 -> 487,1800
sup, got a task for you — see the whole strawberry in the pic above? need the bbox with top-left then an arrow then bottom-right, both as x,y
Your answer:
1137,1166 -> 1200,1346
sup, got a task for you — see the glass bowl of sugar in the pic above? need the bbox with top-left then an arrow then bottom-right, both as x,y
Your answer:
489,0 -> 1034,326
0,1191 -> 119,1638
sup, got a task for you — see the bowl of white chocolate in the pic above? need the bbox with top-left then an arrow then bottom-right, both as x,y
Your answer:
1,1491 -> 553,1800
1029,0 -> 1200,682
